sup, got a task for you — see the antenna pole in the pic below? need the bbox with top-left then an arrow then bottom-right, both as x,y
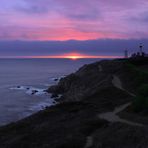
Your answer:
139,43 -> 143,55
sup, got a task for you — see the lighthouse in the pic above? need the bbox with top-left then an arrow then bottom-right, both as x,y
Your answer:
139,43 -> 143,56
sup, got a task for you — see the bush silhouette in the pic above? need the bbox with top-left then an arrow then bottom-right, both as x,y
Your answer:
133,84 -> 148,112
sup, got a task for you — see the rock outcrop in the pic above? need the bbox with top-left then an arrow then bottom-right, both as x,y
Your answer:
47,60 -> 129,102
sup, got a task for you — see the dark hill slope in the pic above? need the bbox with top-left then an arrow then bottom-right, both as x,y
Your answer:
0,59 -> 148,148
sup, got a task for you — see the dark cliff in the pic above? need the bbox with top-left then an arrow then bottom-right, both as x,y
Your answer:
48,60 -> 121,100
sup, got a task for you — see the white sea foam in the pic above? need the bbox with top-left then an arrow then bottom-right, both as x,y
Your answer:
29,102 -> 53,111
10,86 -> 26,90
10,86 -> 47,96
50,75 -> 66,82
56,94 -> 62,99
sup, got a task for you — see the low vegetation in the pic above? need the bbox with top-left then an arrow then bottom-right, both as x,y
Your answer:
133,84 -> 148,112
123,59 -> 148,112
126,63 -> 148,87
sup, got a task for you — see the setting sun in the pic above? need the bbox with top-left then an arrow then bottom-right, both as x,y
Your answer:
67,56 -> 79,60
63,53 -> 83,60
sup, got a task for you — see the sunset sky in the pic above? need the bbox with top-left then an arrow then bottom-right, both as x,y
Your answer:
0,0 -> 148,58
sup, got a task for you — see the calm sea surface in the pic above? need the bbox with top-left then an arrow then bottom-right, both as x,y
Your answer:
0,58 -> 100,125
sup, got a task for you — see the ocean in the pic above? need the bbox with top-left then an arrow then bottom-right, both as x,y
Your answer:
0,58 -> 100,125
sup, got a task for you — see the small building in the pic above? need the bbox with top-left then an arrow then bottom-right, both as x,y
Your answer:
131,43 -> 148,58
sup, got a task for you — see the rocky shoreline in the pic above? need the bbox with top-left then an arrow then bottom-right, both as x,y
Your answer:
0,59 -> 148,148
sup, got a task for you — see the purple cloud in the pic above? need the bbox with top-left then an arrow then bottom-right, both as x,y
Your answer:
0,0 -> 148,40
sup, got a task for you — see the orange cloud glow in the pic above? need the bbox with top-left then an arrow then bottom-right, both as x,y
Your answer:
22,29 -> 128,41
3,16 -> 128,41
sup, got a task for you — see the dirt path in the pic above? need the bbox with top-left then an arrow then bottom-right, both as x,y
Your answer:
84,75 -> 142,148
84,136 -> 93,148
112,75 -> 136,97
98,65 -> 103,72
98,103 -> 143,127
98,75 -> 143,127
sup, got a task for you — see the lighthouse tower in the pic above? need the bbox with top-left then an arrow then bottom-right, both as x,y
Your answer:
139,43 -> 143,56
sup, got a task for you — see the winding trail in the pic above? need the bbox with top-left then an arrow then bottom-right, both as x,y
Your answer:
84,136 -> 93,148
98,103 -> 143,127
84,73 -> 143,148
98,65 -> 103,72
98,75 -> 143,127
112,75 -> 136,97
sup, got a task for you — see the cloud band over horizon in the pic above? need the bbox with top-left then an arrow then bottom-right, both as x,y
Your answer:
0,39 -> 147,58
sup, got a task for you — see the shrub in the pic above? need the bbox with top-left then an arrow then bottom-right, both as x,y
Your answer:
138,84 -> 148,97
133,84 -> 148,112
126,63 -> 148,86
123,62 -> 148,112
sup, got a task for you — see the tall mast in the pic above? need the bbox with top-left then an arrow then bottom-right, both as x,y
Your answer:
139,43 -> 143,55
